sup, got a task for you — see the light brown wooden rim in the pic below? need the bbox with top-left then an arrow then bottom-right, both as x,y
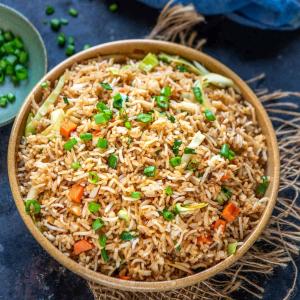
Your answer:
8,39 -> 280,292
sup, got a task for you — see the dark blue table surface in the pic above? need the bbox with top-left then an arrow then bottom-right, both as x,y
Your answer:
0,1 -> 299,299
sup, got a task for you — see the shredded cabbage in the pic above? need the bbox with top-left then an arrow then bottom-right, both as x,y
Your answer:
41,109 -> 65,136
174,202 -> 208,214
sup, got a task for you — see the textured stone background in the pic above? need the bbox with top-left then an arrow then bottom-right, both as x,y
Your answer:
0,0 -> 299,299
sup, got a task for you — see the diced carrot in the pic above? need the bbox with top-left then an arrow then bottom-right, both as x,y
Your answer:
73,240 -> 93,255
118,275 -> 131,280
197,234 -> 212,245
69,184 -> 84,203
222,202 -> 240,222
60,120 -> 77,138
213,219 -> 226,233
221,172 -> 230,181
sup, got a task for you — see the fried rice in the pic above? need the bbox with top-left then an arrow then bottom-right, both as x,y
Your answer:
17,53 -> 269,281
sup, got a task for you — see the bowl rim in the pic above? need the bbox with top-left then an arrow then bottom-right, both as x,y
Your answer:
0,3 -> 48,127
7,39 -> 280,292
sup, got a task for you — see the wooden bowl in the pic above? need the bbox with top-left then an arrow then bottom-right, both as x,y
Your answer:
7,40 -> 280,292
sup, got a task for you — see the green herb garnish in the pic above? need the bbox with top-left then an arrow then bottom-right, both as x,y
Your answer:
80,132 -> 93,141
169,156 -> 181,167
108,154 -> 118,169
143,166 -> 156,177
120,231 -> 135,241
92,218 -> 104,231
25,199 -> 41,215
136,113 -> 152,123
220,144 -> 235,161
63,138 -> 77,151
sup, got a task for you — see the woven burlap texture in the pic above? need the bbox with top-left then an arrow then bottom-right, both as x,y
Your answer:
89,2 -> 300,299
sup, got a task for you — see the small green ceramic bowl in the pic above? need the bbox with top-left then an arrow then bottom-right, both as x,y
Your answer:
0,4 -> 47,127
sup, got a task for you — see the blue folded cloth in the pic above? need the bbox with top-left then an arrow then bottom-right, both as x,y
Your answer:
138,0 -> 300,30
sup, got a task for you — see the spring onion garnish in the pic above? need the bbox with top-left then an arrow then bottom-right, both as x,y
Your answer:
113,93 -> 127,109
71,162 -> 81,170
184,147 -> 196,154
99,234 -> 107,248
155,95 -> 169,110
65,44 -> 75,57
92,218 -> 104,231
88,171 -> 99,184
174,202 -> 208,214
162,208 -> 175,221
100,82 -> 112,91
118,208 -> 129,222
161,86 -> 171,97
25,199 -> 41,215
120,231 -> 135,241
204,109 -> 216,121
94,113 -> 109,124
0,96 -> 7,107
182,132 -> 205,167
131,191 -> 142,199
68,8 -> 78,17
68,36 -> 75,45
60,18 -> 69,25
57,32 -> 66,47
177,65 -> 187,72
139,53 -> 159,72
216,186 -> 232,205
63,138 -> 77,151
80,132 -> 92,141
63,96 -> 69,104
227,242 -> 238,255
108,154 -> 118,169
88,201 -> 101,213
169,156 -> 181,167
40,82 -> 48,88
192,86 -> 203,104
172,139 -> 182,155
50,18 -> 61,31
256,176 -> 270,197
220,144 -> 235,161
143,166 -> 156,177
124,120 -> 132,129
83,44 -> 91,50
101,248 -> 109,262
96,138 -> 108,149
167,114 -> 175,123
165,186 -> 173,196
45,5 -> 55,15
136,113 -> 153,123
108,3 -> 118,12
96,102 -> 112,120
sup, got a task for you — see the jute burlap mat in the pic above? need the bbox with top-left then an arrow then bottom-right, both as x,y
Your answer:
89,2 -> 300,299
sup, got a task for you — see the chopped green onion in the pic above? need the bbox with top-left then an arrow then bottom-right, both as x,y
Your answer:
172,139 -> 182,155
96,138 -> 108,149
161,86 -> 171,97
99,234 -> 107,248
57,32 -> 66,47
60,18 -> 69,25
174,202 -> 208,214
88,172 -> 99,184
25,199 -> 41,215
3,31 -> 14,41
63,138 -> 77,151
124,121 -> 131,129
192,86 -> 203,104
165,186 -> 173,196
88,201 -> 101,213
50,18 -> 61,31
45,5 -> 55,15
65,44 -> 75,57
68,8 -> 78,17
6,92 -> 15,103
256,176 -> 270,197
63,96 -> 69,105
94,113 -> 109,124
169,156 -> 181,167
108,154 -> 118,169
204,109 -> 216,121
67,36 -> 75,45
40,82 -> 48,88
83,44 -> 91,50
155,95 -> 169,110
113,93 -> 127,109
139,53 -> 159,72
227,242 -> 238,255
220,144 -> 235,161
96,102 -> 112,120
71,162 -> 81,170
167,114 -> 175,123
136,113 -> 152,123
80,132 -> 93,141
101,248 -> 109,262
177,65 -> 187,72
108,3 -> 118,12
162,208 -> 175,221
143,166 -> 156,177
216,186 -> 232,205
92,218 -> 104,231
0,96 -> 7,107
131,191 -> 142,199
120,231 -> 135,241
15,64 -> 28,80
100,82 -> 112,91
184,147 -> 196,154
118,208 -> 129,222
